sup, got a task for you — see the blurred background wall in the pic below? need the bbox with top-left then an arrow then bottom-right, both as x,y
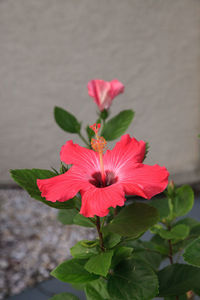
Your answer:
0,0 -> 200,185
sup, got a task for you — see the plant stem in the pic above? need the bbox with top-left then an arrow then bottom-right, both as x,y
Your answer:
168,239 -> 173,264
167,225 -> 173,264
96,216 -> 105,252
167,226 -> 179,300
114,207 -> 118,217
101,216 -> 106,227
78,132 -> 90,147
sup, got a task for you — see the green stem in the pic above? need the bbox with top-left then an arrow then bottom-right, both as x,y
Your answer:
167,225 -> 179,300
114,207 -> 118,217
101,216 -> 106,227
167,225 -> 173,264
96,216 -> 105,252
168,239 -> 173,264
78,132 -> 90,147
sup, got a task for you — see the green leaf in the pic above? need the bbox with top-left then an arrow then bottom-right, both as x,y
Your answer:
101,110 -> 134,141
158,264 -> 200,296
172,221 -> 200,253
107,202 -> 159,237
107,258 -> 159,300
111,247 -> 133,268
70,240 -> 99,259
126,240 -> 162,270
49,292 -> 80,300
86,125 -> 95,142
173,185 -> 194,217
84,278 -> 110,300
73,213 -> 95,227
84,250 -> 114,277
175,217 -> 199,229
54,106 -> 81,133
103,231 -> 121,249
58,209 -> 78,225
183,238 -> 200,267
58,209 -> 95,227
149,197 -> 170,220
10,169 -> 78,209
51,258 -> 98,284
190,224 -> 200,236
150,234 -> 169,255
151,224 -> 190,243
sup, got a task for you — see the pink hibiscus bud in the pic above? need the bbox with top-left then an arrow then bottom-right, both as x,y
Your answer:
87,79 -> 124,111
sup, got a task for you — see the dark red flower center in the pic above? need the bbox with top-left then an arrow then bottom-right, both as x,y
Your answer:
89,170 -> 118,188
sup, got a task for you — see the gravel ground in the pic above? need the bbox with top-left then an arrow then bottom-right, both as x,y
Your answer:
0,189 -> 95,300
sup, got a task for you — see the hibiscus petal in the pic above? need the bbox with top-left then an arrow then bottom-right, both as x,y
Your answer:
109,79 -> 124,99
87,79 -> 110,111
104,134 -> 146,172
120,163 -> 169,199
60,140 -> 100,173
80,184 -> 125,217
37,167 -> 90,202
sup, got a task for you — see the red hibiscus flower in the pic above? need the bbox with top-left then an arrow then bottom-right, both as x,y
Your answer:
88,79 -> 124,111
37,124 -> 169,217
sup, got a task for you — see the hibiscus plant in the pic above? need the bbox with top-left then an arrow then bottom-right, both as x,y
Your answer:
10,80 -> 200,300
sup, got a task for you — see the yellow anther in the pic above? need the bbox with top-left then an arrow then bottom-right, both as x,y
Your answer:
90,123 -> 107,154
91,136 -> 107,153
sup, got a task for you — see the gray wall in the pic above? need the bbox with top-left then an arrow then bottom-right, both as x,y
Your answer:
0,0 -> 200,184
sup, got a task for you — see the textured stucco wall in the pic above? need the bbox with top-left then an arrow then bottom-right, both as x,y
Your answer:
0,0 -> 200,184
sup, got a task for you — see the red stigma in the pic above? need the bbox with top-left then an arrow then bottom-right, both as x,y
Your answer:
90,123 -> 101,135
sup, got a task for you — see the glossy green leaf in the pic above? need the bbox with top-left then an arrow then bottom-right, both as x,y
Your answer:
149,197 -> 170,220
58,209 -> 78,225
70,240 -> 99,259
103,231 -> 121,249
107,202 -> 159,237
183,238 -> 200,267
51,259 -> 98,284
111,247 -> 133,268
173,185 -> 194,217
54,106 -> 81,133
84,250 -> 114,277
158,264 -> 200,296
150,234 -> 169,255
127,240 -> 162,270
108,258 -> 159,300
73,213 -> 95,227
58,209 -> 95,227
190,224 -> 200,236
84,278 -> 110,300
175,217 -> 199,229
172,222 -> 200,253
10,169 -> 77,209
86,125 -> 95,142
152,224 -> 190,243
50,293 -> 80,300
101,110 -> 134,141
